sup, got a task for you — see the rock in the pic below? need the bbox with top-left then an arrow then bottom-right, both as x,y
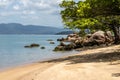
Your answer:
24,43 -> 40,48
88,30 -> 106,45
54,46 -> 65,51
67,37 -> 76,42
54,42 -> 76,51
86,34 -> 92,38
92,31 -> 105,37
59,42 -> 66,46
67,33 -> 77,37
41,46 -> 45,49
47,39 -> 53,41
54,30 -> 115,51
105,31 -> 114,45
57,33 -> 80,42
82,30 -> 114,46
50,41 -> 55,44
24,46 -> 31,48
67,33 -> 80,42
64,43 -> 76,50
57,37 -> 66,41
74,39 -> 83,48
54,42 -> 66,51
30,44 -> 40,47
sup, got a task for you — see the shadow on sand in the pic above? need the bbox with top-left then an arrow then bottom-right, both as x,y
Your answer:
43,50 -> 120,65
43,48 -> 120,77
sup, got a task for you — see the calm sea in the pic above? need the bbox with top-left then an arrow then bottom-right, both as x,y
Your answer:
0,35 -> 78,70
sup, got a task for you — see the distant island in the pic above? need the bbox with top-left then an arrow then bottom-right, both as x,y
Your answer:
0,23 -> 73,35
56,31 -> 74,35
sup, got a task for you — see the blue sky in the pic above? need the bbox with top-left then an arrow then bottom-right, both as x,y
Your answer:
0,0 -> 80,27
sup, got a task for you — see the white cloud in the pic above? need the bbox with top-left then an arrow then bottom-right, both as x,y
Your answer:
0,11 -> 20,16
0,0 -> 63,26
20,0 -> 31,7
34,1 -> 50,10
0,0 -> 11,7
22,10 -> 35,15
0,0 -> 62,14
13,5 -> 20,10
21,15 -> 39,19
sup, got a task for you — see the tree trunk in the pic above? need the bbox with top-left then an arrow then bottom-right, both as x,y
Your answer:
111,26 -> 120,44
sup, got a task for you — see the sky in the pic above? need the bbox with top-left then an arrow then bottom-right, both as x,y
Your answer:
0,0 -> 80,27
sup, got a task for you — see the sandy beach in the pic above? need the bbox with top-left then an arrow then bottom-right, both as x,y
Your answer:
0,45 -> 120,80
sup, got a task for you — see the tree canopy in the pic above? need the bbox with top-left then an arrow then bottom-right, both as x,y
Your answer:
60,0 -> 120,44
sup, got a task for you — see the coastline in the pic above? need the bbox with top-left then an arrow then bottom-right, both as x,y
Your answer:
0,45 -> 120,80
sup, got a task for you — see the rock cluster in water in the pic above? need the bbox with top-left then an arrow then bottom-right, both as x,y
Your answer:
54,30 -> 114,51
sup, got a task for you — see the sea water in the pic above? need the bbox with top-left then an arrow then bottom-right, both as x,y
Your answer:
0,35 -> 77,70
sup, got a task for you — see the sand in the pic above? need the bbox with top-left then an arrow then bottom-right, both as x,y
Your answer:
0,45 -> 120,80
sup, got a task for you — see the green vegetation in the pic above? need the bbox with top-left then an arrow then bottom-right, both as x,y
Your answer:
60,0 -> 120,44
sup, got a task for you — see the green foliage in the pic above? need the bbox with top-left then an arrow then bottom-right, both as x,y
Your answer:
60,0 -> 120,43
60,0 -> 101,32
76,2 -> 91,17
60,0 -> 120,32
60,0 -> 77,29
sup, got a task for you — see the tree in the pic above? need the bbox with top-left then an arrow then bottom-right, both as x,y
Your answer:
86,0 -> 120,44
60,0 -> 120,44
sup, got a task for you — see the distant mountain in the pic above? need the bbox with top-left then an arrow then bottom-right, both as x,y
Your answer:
0,23 -> 68,34
56,31 -> 74,35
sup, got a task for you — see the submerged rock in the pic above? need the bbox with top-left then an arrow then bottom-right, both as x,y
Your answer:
50,41 -> 55,44
41,46 -> 45,49
47,39 -> 53,41
24,43 -> 40,48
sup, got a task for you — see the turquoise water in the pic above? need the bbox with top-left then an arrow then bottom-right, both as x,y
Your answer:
0,35 -> 77,70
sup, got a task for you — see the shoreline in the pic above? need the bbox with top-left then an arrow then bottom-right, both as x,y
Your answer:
0,50 -> 78,72
0,45 -> 120,80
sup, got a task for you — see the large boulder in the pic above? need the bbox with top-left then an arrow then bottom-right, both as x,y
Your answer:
105,31 -> 114,45
89,31 -> 106,45
82,31 -> 114,46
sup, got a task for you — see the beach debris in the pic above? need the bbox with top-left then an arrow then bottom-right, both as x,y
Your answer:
24,43 -> 40,48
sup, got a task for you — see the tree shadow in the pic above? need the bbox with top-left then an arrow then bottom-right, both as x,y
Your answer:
44,51 -> 120,65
